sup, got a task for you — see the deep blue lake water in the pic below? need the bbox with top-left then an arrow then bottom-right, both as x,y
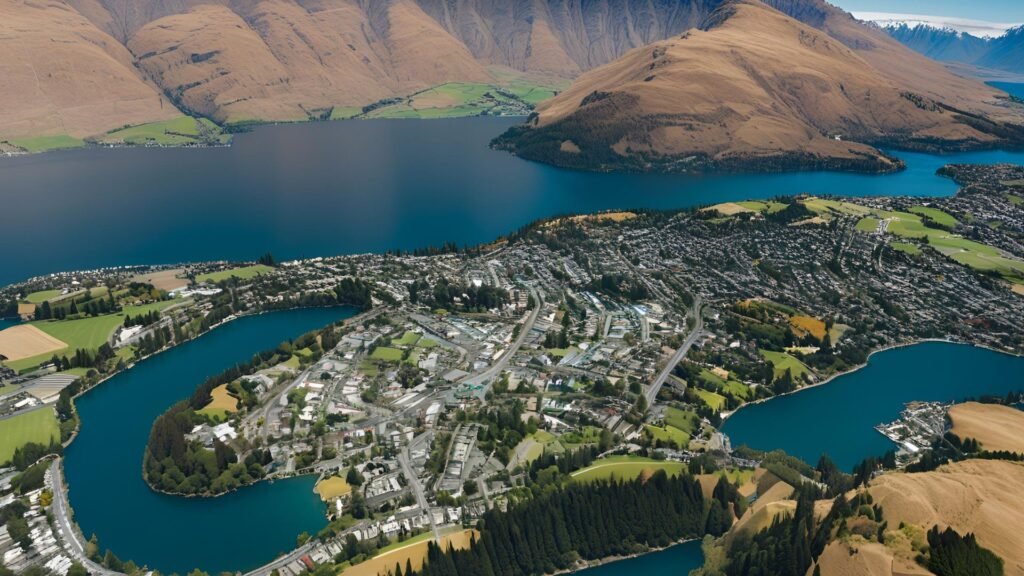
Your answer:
63,307 -> 355,575
722,342 -> 1024,470
990,82 -> 1024,100
3,117 -> 1024,287
576,540 -> 704,576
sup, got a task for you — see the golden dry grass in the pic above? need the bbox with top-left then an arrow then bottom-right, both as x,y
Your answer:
315,476 -> 352,501
870,459 -> 1024,575
0,325 -> 67,361
342,530 -> 476,576
949,402 -> 1024,454
204,384 -> 239,413
789,315 -> 827,341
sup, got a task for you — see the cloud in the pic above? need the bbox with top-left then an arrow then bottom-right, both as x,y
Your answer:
853,11 -> 1021,38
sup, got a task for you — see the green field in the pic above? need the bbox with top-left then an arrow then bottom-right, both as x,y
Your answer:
361,78 -> 562,120
196,265 -> 274,284
663,407 -> 700,436
99,116 -> 230,146
4,313 -> 129,372
370,347 -> 404,362
571,455 -> 687,483
24,290 -> 63,303
559,426 -> 604,449
760,350 -> 812,381
644,424 -> 689,446
737,200 -> 788,214
0,408 -> 60,464
890,242 -> 922,255
801,198 -> 872,217
909,206 -> 958,228
8,135 -> 85,153
394,331 -> 422,347
855,217 -> 880,233
329,106 -> 363,120
697,369 -> 751,400
1007,194 -> 1023,206
695,389 -> 727,411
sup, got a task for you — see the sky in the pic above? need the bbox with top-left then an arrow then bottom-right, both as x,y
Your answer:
833,0 -> 1023,37
833,0 -> 1024,21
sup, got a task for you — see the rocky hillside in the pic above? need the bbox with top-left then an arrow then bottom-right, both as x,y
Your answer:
3,0 -> 1023,154
494,0 -> 1024,173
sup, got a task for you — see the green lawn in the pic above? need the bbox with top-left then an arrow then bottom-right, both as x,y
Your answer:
760,350 -> 812,381
196,265 -> 274,283
695,389 -> 727,411
571,455 -> 687,483
330,106 -> 363,120
33,315 -> 124,351
909,206 -> 959,228
370,347 -> 404,362
890,242 -> 922,256
644,424 -> 690,446
801,198 -> 872,217
1007,194 -> 1023,206
737,200 -> 788,214
855,217 -> 880,233
24,290 -> 63,303
664,407 -> 700,436
0,408 -> 60,464
99,116 -> 230,146
8,135 -> 84,153
394,331 -> 421,347
697,369 -> 751,400
559,426 -> 604,449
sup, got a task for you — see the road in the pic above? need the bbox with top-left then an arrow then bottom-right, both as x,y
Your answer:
461,288 -> 542,396
397,444 -> 440,543
645,296 -> 703,406
49,459 -> 118,576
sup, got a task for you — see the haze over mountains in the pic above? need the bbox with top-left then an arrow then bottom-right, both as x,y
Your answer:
881,22 -> 1024,76
1,0 -> 1023,172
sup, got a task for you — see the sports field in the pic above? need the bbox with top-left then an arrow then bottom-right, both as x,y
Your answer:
196,265 -> 274,284
370,347 -> 404,362
394,331 -> 421,346
571,455 -> 687,483
0,408 -> 60,464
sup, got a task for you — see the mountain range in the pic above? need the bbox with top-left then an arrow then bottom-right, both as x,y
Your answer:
1,0 -> 1023,172
495,0 -> 1024,173
882,22 -> 1024,77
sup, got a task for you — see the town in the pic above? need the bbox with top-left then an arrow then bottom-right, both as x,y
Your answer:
1,164 -> 1023,576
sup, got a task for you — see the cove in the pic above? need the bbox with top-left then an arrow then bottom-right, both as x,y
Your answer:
3,118 -> 1024,287
62,306 -> 356,575
721,342 -> 1024,471
574,540 -> 704,576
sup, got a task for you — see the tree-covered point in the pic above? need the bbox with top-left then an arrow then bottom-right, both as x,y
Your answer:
411,470 -> 731,576
926,526 -> 1003,576
144,322 -> 343,496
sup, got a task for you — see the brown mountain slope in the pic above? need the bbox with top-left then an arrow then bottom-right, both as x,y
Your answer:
870,459 -> 1024,576
128,0 -> 491,123
494,0 -> 1024,173
0,0 -> 179,140
949,402 -> 1024,454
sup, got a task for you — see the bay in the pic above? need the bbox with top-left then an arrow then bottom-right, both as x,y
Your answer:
2,117 -> 1023,287
721,342 -> 1024,471
63,306 -> 356,575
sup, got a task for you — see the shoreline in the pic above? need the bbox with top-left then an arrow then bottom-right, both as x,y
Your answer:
720,337 -> 1023,425
556,538 -> 700,575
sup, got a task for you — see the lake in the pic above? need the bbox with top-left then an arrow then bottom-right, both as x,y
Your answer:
575,541 -> 704,576
990,82 -> 1024,100
63,307 -> 356,575
722,342 -> 1024,470
3,117 -> 1024,287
